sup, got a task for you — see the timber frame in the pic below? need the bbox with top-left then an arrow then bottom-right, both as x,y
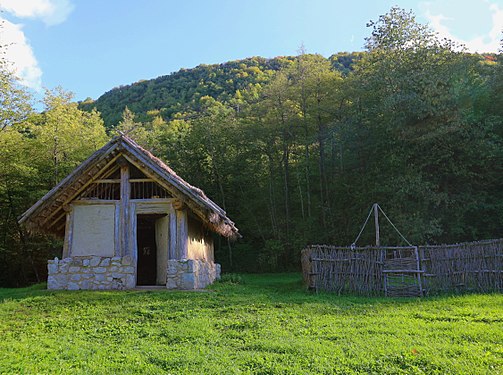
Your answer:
19,135 -> 238,290
19,135 -> 239,240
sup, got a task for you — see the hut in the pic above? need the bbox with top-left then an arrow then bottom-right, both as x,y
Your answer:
19,135 -> 239,290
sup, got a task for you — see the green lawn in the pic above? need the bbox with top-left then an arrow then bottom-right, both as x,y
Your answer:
0,274 -> 501,374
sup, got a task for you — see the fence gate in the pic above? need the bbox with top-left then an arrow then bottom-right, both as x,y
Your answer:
383,246 -> 423,297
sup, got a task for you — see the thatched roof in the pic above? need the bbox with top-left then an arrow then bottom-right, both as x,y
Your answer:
19,135 -> 240,239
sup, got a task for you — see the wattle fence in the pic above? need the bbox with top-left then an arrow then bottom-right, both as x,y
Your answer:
301,239 -> 503,296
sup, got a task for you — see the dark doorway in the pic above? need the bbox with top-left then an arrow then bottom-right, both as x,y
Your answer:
136,214 -> 162,285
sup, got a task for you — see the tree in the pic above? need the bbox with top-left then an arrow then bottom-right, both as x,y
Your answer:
0,87 -> 109,286
28,87 -> 108,186
342,7 -> 503,244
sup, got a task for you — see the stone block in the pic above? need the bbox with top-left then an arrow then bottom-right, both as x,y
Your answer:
70,259 -> 82,267
167,261 -> 178,275
95,274 -> 106,282
111,278 -> 124,290
54,274 -> 68,284
125,274 -> 136,289
67,282 -> 80,290
47,276 -> 59,290
166,277 -> 178,289
121,266 -> 135,274
100,258 -> 111,267
47,262 -> 59,274
122,256 -> 132,266
83,259 -> 90,266
59,263 -> 69,273
70,274 -> 81,281
90,256 -> 101,267
80,280 -> 90,289
94,267 -> 107,273
180,272 -> 195,290
69,266 -> 81,273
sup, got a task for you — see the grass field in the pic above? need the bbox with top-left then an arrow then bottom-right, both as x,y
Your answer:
0,273 -> 502,374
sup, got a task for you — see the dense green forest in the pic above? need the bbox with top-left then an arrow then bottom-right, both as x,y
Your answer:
78,52 -> 361,128
1,7 -> 502,286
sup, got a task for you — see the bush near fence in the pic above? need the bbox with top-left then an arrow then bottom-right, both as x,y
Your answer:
302,239 -> 503,296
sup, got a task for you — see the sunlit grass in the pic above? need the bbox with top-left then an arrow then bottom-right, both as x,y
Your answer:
0,274 -> 501,374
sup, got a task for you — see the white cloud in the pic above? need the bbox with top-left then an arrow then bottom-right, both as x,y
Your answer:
424,1 -> 503,53
0,0 -> 74,91
0,0 -> 74,26
1,18 -> 42,90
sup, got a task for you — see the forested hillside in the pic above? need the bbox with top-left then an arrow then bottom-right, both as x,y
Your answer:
1,7 -> 502,286
79,53 -> 361,128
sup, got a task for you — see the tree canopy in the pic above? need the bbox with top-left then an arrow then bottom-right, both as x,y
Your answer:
1,7 -> 502,285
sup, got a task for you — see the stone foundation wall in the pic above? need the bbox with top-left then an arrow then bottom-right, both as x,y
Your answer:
166,259 -> 221,290
47,256 -> 136,290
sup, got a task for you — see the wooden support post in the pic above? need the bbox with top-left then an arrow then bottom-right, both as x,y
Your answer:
62,207 -> 74,258
414,246 -> 424,297
176,208 -> 188,259
119,161 -> 130,256
169,204 -> 177,260
374,203 -> 380,247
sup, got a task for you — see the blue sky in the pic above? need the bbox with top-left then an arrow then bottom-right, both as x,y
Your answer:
1,0 -> 502,103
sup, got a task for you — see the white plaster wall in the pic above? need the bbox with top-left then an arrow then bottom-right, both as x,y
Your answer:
71,204 -> 115,257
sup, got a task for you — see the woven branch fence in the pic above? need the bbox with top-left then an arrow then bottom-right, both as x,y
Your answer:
302,238 -> 503,296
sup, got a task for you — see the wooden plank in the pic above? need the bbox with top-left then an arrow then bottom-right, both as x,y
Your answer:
63,207 -> 74,258
382,270 -> 425,274
92,178 -> 153,184
169,204 -> 177,260
414,246 -> 423,296
135,201 -> 170,214
94,179 -> 121,183
120,163 -> 130,257
130,178 -> 154,183
176,209 -> 188,259
129,203 -> 137,261
72,200 -> 119,205
62,209 -> 73,258
374,203 -> 380,247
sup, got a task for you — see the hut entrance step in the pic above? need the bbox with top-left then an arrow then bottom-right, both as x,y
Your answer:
383,247 -> 423,297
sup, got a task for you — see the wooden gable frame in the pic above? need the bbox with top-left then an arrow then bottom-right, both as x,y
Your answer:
18,136 -> 240,239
